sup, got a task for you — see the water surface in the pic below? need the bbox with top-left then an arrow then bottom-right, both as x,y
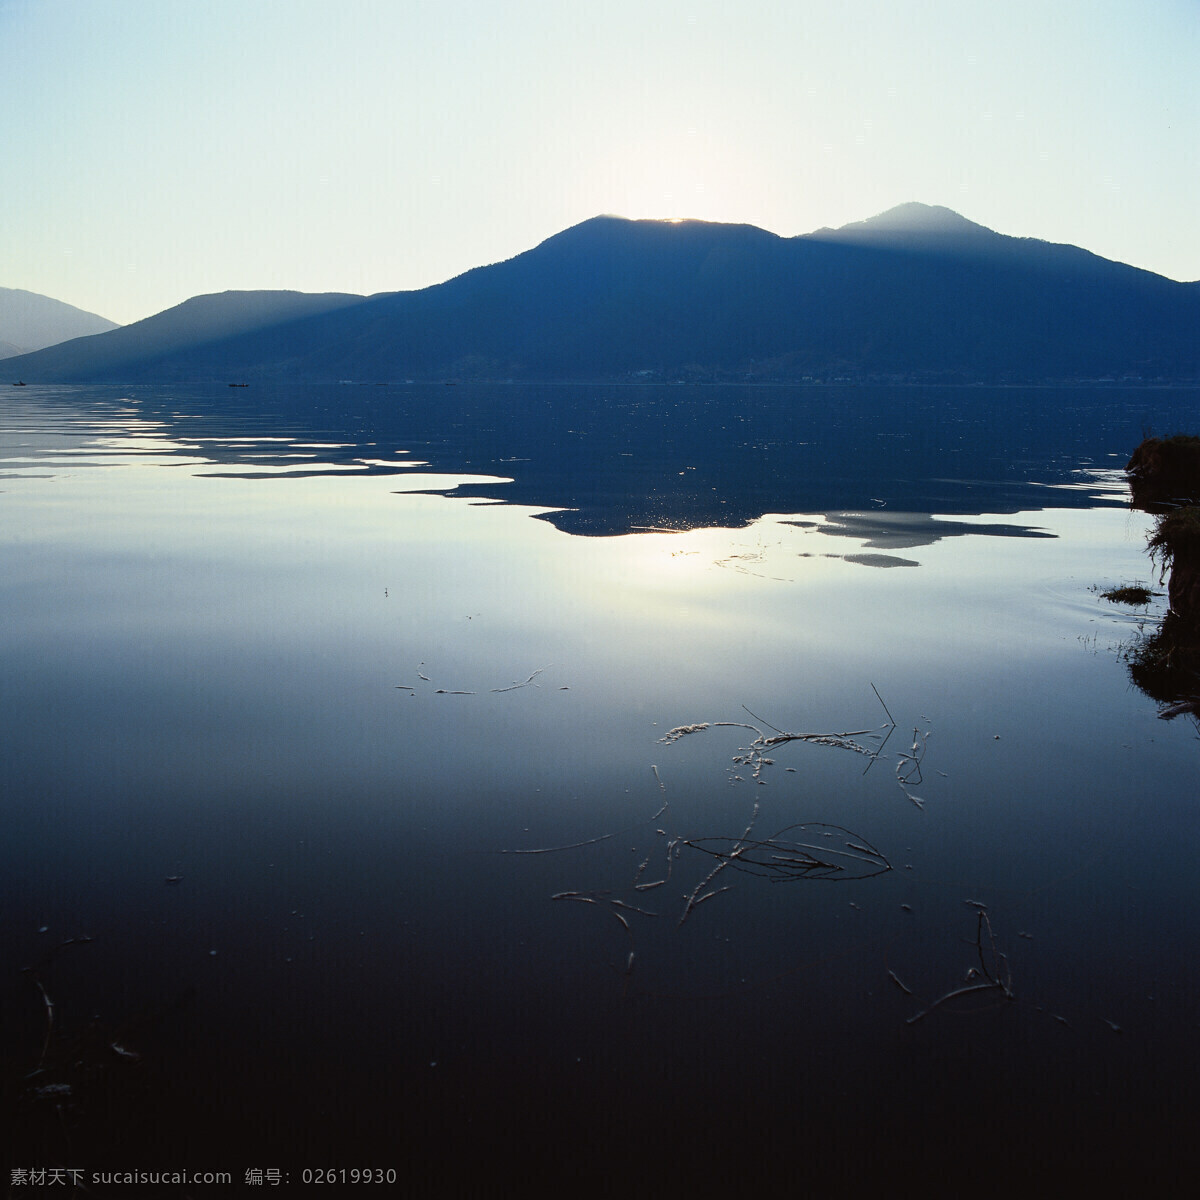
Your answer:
3,383 -> 1199,1189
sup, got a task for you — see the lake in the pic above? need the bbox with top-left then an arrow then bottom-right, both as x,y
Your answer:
3,381 -> 1199,1191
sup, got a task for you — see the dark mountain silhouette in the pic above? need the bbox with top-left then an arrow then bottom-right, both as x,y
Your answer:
4,290 -> 365,381
7,204 -> 1199,384
0,288 -> 119,359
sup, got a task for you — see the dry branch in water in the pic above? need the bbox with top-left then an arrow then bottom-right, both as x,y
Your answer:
659,689 -> 897,783
894,725 -> 933,808
28,976 -> 55,1071
551,889 -> 652,936
683,822 -> 892,882
519,689 -> 902,985
906,908 -> 1015,1024
397,665 -> 552,696
495,832 -> 615,854
658,723 -> 712,743
678,802 -> 761,925
491,668 -> 547,693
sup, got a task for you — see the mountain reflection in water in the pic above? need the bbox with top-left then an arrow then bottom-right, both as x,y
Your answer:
52,379 -> 1164,537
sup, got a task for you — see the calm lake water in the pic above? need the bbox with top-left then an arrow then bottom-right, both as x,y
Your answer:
3,382 -> 1200,1190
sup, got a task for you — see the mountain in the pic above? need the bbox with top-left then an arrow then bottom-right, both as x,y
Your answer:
3,290 -> 366,381
0,288 -> 119,360
7,204 -> 1199,384
809,201 -> 999,248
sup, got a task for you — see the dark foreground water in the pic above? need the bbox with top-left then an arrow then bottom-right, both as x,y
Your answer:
3,383 -> 1200,1193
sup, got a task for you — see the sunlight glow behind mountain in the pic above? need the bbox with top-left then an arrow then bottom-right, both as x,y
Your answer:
1,0 -> 1196,324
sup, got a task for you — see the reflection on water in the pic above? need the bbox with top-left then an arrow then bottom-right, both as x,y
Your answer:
788,510 -> 1056,549
3,383 -> 1200,1186
1116,436 -> 1200,725
1,380 -> 1165,537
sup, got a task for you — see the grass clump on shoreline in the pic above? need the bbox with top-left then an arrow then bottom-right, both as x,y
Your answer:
1126,434 -> 1200,510
1148,506 -> 1200,575
1100,584 -> 1154,606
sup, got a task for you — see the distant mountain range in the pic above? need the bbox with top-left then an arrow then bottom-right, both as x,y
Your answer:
4,290 -> 363,380
0,288 -> 119,360
6,204 -> 1199,384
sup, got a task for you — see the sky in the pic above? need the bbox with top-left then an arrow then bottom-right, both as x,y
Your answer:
2,0 -> 1196,326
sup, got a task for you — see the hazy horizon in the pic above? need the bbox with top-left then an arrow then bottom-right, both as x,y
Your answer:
3,0 -> 1196,325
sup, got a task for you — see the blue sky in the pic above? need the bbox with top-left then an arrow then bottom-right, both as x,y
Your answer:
2,0 -> 1196,325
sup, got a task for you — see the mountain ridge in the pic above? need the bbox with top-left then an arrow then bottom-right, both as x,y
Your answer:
0,287 -> 120,360
7,204 -> 1198,385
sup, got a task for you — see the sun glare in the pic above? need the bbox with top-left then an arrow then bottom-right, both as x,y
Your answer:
586,131 -> 762,229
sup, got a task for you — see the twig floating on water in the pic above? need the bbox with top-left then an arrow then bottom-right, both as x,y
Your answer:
871,683 -> 895,725
552,890 -> 640,934
907,910 -> 1014,1024
660,722 -> 711,743
679,803 -> 759,925
650,764 -> 668,821
491,668 -> 547,693
27,976 -> 55,1070
683,823 -> 891,882
688,885 -> 732,909
660,690 -> 898,783
633,836 -> 676,891
741,706 -> 786,735
896,727 -> 929,787
498,833 -> 615,855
